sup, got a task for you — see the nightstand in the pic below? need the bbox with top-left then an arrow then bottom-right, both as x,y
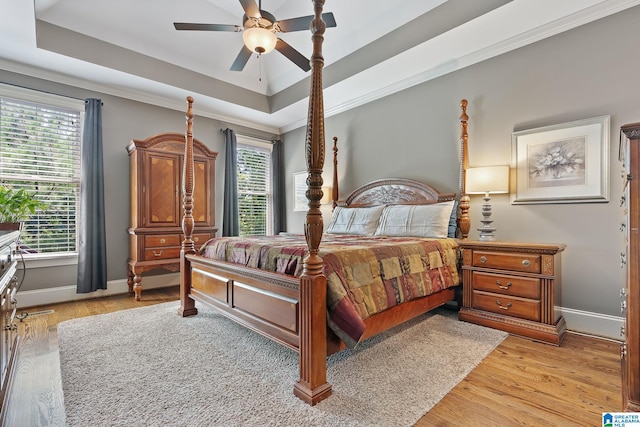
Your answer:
458,241 -> 567,345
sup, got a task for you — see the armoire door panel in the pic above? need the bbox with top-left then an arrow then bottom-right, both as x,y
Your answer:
145,152 -> 180,227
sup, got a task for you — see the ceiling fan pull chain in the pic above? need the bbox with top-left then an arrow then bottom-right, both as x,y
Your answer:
259,53 -> 263,82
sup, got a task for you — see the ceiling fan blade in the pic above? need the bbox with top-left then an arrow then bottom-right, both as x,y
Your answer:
276,12 -> 337,33
239,0 -> 261,19
174,23 -> 242,32
275,39 -> 310,72
230,45 -> 253,71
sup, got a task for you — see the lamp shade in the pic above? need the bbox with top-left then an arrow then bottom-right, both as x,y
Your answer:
320,187 -> 332,204
466,165 -> 509,194
243,27 -> 277,54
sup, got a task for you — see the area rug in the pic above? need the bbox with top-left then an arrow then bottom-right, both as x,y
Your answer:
58,301 -> 507,427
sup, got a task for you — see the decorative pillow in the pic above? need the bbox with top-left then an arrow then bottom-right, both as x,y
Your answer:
374,201 -> 456,238
448,199 -> 459,238
326,206 -> 385,235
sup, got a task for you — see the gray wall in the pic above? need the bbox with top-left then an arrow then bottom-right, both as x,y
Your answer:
284,6 -> 640,318
2,71 -> 276,291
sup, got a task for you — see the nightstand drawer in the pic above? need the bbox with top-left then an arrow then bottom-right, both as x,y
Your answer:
473,291 -> 540,322
472,250 -> 540,274
472,271 -> 541,299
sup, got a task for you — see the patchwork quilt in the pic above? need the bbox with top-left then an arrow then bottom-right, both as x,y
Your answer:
198,234 -> 460,347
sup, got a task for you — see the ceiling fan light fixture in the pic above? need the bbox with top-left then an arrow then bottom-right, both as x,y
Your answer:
243,27 -> 277,54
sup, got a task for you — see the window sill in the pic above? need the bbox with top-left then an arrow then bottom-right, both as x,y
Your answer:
19,253 -> 78,269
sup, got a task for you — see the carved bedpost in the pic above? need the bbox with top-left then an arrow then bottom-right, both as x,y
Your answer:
458,99 -> 471,240
332,136 -> 338,208
179,96 -> 197,317
293,0 -> 332,406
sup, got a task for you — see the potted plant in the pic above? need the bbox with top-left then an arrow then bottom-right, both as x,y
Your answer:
0,185 -> 48,231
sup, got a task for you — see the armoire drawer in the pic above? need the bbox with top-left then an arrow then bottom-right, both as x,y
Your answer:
145,234 -> 181,247
144,247 -> 181,260
182,233 -> 211,247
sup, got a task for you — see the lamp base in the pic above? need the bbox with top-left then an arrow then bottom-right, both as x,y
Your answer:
477,193 -> 497,241
477,226 -> 497,241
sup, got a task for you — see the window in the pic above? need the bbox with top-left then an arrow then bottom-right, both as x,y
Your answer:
0,84 -> 83,256
236,137 -> 273,236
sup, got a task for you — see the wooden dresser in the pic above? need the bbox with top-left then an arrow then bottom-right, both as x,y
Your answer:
0,230 -> 19,421
621,122 -> 640,411
127,133 -> 217,300
458,241 -> 566,345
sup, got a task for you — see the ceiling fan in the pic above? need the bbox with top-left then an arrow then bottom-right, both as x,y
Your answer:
174,0 -> 337,72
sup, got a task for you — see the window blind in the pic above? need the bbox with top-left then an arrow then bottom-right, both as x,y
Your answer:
0,94 -> 82,254
237,141 -> 272,236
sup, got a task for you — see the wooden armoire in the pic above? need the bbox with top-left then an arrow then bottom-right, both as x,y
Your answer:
621,122 -> 640,411
127,132 -> 217,300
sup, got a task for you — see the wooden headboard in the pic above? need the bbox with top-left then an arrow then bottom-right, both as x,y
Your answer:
337,178 -> 455,207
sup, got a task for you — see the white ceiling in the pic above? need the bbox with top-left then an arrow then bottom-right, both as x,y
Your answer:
1,0 -> 639,134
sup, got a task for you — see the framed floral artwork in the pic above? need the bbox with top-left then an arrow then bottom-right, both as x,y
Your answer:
511,115 -> 610,204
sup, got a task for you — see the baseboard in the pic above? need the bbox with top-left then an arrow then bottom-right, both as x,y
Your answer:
16,273 -> 180,309
558,306 -> 624,341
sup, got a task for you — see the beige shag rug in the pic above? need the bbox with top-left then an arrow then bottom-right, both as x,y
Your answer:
58,301 -> 507,426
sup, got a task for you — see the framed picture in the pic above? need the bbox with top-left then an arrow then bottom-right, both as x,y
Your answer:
511,115 -> 610,204
293,171 -> 307,212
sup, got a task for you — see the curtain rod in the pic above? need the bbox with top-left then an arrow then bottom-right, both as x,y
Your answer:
219,128 -> 277,143
1,82 -> 86,102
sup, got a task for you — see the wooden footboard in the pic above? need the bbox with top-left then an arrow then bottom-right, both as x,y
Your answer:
187,254 -> 301,350
184,252 -> 457,358
186,255 -> 456,356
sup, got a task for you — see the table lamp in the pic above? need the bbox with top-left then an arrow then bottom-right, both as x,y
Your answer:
465,165 -> 510,241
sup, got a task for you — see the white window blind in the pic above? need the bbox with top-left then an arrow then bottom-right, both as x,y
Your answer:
237,139 -> 273,236
0,86 -> 82,255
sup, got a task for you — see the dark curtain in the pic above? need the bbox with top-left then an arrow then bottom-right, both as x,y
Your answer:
222,128 -> 239,236
76,98 -> 107,293
272,139 -> 286,234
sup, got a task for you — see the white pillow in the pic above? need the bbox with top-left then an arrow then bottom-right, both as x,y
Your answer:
326,206 -> 385,235
374,201 -> 455,238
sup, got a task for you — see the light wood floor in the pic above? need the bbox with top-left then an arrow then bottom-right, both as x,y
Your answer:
3,286 -> 622,427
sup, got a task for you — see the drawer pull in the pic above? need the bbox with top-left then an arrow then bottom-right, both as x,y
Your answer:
479,256 -> 487,263
152,250 -> 163,257
496,300 -> 512,310
496,280 -> 512,290
522,259 -> 531,267
194,237 -> 200,242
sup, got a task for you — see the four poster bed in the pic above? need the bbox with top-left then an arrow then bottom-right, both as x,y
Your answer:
178,0 -> 472,406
